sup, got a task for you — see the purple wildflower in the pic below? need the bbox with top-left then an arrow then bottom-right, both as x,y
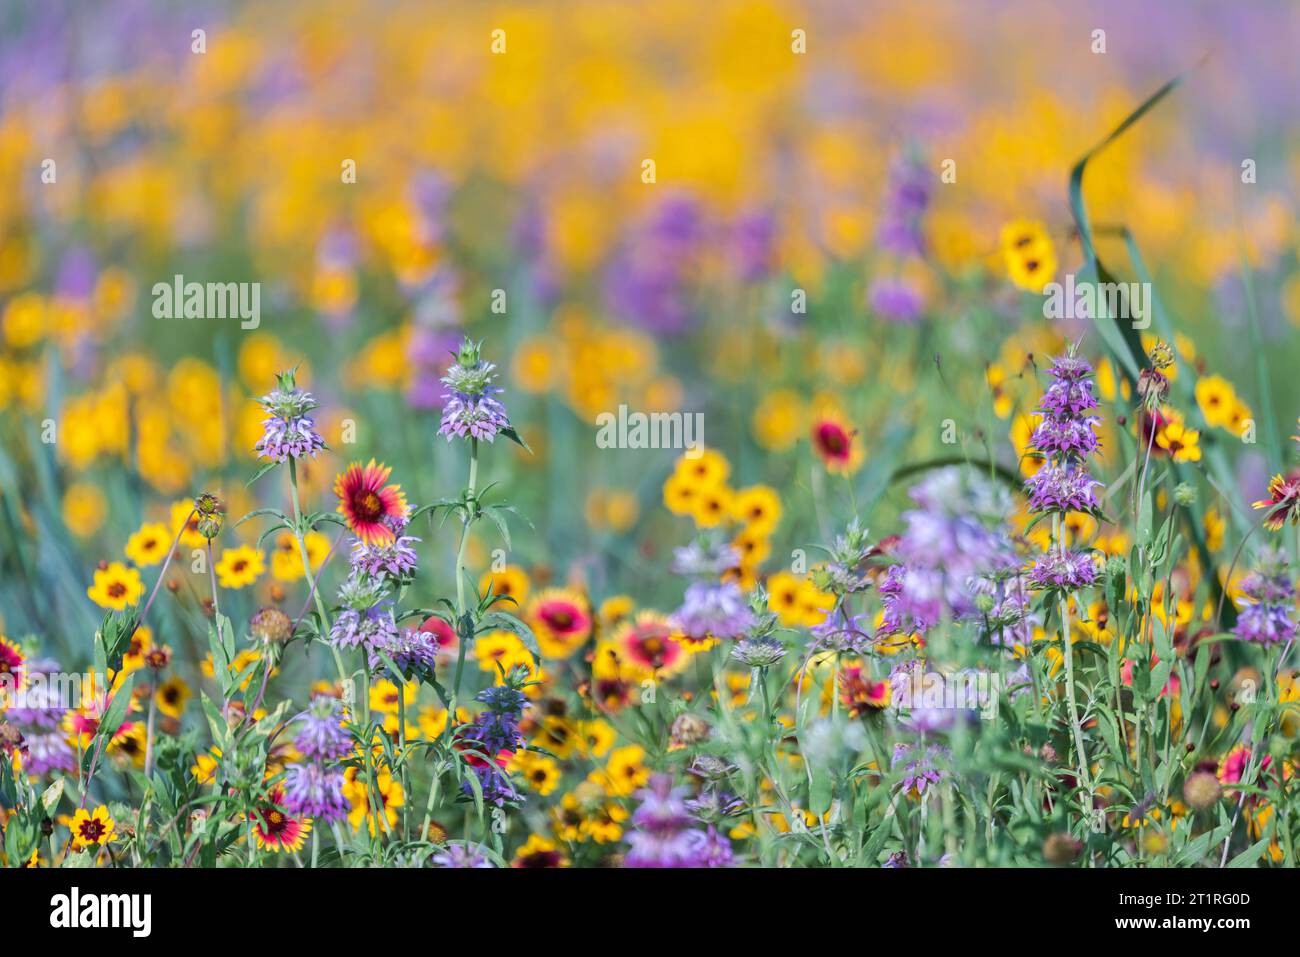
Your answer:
368,624 -> 439,674
1233,551 -> 1298,645
294,696 -> 352,761
281,762 -> 350,822
438,338 -> 512,443
672,581 -> 754,641
1026,550 -> 1098,591
1027,350 -> 1105,593
867,276 -> 924,325
1025,463 -> 1103,514
253,371 -> 326,463
892,742 -> 949,796
329,603 -> 398,652
624,775 -> 731,868
350,534 -> 420,582
431,843 -> 496,868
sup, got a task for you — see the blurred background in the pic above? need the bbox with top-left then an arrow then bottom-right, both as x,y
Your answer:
1,0 -> 1297,666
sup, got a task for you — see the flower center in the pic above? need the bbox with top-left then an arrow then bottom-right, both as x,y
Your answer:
356,491 -> 384,522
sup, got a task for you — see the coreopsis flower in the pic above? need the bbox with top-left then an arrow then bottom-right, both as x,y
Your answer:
511,833 -> 569,868
253,370 -> 326,463
438,338 -> 512,443
70,806 -> 117,850
334,460 -> 408,546
1232,550 -> 1298,645
214,546 -> 265,589
1000,219 -> 1057,293
86,562 -> 144,610
154,677 -> 189,718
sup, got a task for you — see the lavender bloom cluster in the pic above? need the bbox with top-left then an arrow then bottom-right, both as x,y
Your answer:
253,370 -> 326,463
1232,550 -> 1298,645
1026,351 -> 1103,592
438,338 -> 512,443
623,775 -> 733,868
458,681 -> 529,808
330,512 -> 435,675
2,657 -> 74,777
670,534 -> 755,641
879,468 -> 1020,637
282,695 -> 351,823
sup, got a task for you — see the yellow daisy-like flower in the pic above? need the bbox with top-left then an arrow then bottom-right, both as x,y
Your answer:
1194,374 -> 1237,430
511,832 -> 569,868
70,806 -> 117,850
731,485 -> 782,535
510,751 -> 562,796
479,564 -> 531,607
672,448 -> 730,490
215,546 -> 265,589
690,484 -> 734,529
594,744 -> 649,797
1155,416 -> 1202,463
751,389 -> 806,451
62,483 -> 107,538
191,748 -> 223,784
155,676 -> 191,719
474,631 -> 532,676
767,571 -> 805,627
269,530 -> 329,582
124,521 -> 172,567
1000,219 -> 1057,293
662,471 -> 698,516
87,562 -> 144,611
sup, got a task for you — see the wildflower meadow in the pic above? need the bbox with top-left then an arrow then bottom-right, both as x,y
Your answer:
2,1 -> 1300,918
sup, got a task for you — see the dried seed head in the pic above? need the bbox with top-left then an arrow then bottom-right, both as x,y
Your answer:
669,712 -> 711,748
249,606 -> 293,644
1183,771 -> 1223,811
1042,831 -> 1082,865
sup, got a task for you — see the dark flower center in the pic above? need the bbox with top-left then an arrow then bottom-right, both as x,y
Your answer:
356,491 -> 384,522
